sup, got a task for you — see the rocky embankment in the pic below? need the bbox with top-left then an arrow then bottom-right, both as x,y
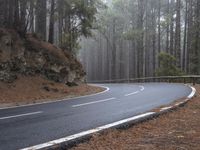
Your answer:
0,28 -> 85,85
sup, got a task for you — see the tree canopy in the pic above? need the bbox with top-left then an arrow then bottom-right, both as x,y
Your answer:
0,0 -> 99,53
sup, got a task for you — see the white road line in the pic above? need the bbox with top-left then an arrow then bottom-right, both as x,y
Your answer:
20,112 -> 155,150
125,85 -> 145,97
0,111 -> 43,120
21,84 -> 196,150
175,101 -> 185,106
125,91 -> 139,96
160,106 -> 172,111
187,86 -> 196,99
72,97 -> 116,108
139,85 -> 145,91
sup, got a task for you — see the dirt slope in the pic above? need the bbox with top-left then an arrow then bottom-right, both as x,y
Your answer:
0,28 -> 96,107
0,28 -> 85,84
0,75 -> 103,108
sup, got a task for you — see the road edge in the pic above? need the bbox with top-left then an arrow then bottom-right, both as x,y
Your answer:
0,84 -> 109,110
20,84 -> 196,150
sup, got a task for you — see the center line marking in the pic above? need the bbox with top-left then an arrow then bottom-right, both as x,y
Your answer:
125,85 -> 145,97
139,85 -> 145,91
72,97 -> 116,108
0,111 -> 43,120
125,91 -> 139,96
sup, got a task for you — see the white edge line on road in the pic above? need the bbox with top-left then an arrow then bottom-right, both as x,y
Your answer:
187,86 -> 196,99
20,84 -> 196,150
72,97 -> 116,107
175,101 -> 184,106
0,111 -> 43,120
160,106 -> 172,111
20,112 -> 155,150
0,84 -> 110,110
160,85 -> 196,112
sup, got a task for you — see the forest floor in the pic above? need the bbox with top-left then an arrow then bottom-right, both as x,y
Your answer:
0,75 -> 104,108
71,84 -> 200,150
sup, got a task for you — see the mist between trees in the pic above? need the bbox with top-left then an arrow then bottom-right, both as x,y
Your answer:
79,0 -> 200,82
0,0 -> 199,82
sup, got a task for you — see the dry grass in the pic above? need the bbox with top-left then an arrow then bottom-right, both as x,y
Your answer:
0,75 -> 104,108
27,35 -> 68,62
71,85 -> 200,150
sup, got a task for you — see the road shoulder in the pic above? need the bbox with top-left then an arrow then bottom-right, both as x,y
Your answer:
0,76 -> 105,109
71,84 -> 199,150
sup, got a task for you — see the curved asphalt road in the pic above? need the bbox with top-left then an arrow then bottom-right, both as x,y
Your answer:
0,83 -> 192,150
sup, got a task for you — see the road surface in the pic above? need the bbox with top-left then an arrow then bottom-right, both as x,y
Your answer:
0,83 -> 192,150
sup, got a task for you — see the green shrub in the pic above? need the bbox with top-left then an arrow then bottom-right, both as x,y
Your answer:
156,52 -> 183,76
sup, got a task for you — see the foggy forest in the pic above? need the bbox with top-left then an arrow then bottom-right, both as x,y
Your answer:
0,0 -> 200,81
80,0 -> 200,82
0,0 -> 200,150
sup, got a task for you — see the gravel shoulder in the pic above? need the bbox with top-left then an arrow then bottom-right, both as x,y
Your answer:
71,84 -> 200,150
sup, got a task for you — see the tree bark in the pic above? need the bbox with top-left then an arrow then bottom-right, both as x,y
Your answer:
183,0 -> 188,72
175,0 -> 181,68
35,0 -> 47,40
48,0 -> 55,44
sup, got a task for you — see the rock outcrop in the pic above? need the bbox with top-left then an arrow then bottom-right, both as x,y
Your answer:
0,28 -> 85,84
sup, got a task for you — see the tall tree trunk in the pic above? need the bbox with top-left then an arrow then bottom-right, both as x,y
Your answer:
137,0 -> 144,77
8,0 -> 14,27
166,0 -> 170,53
18,0 -> 27,36
175,0 -> 181,68
48,0 -> 55,44
158,0 -> 161,54
143,0 -> 148,77
58,0 -> 64,46
183,0 -> 188,72
187,0 -> 194,73
152,1 -> 156,76
29,0 -> 34,33
111,18 -> 116,79
195,0 -> 200,74
35,0 -> 47,40
169,0 -> 175,56
0,0 -> 5,27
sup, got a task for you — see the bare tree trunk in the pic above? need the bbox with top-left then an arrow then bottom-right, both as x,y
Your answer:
48,0 -> 55,44
166,0 -> 170,53
183,0 -> 188,72
187,0 -> 194,73
111,18 -> 116,79
29,0 -> 34,33
0,0 -> 5,27
35,0 -> 47,40
175,0 -> 181,68
158,0 -> 161,55
137,0 -> 144,77
169,0 -> 175,56
18,0 -> 27,36
152,7 -> 156,76
195,0 -> 200,74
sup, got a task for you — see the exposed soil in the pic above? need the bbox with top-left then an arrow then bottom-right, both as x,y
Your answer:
71,85 -> 200,150
0,75 -> 104,108
0,28 -> 85,84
